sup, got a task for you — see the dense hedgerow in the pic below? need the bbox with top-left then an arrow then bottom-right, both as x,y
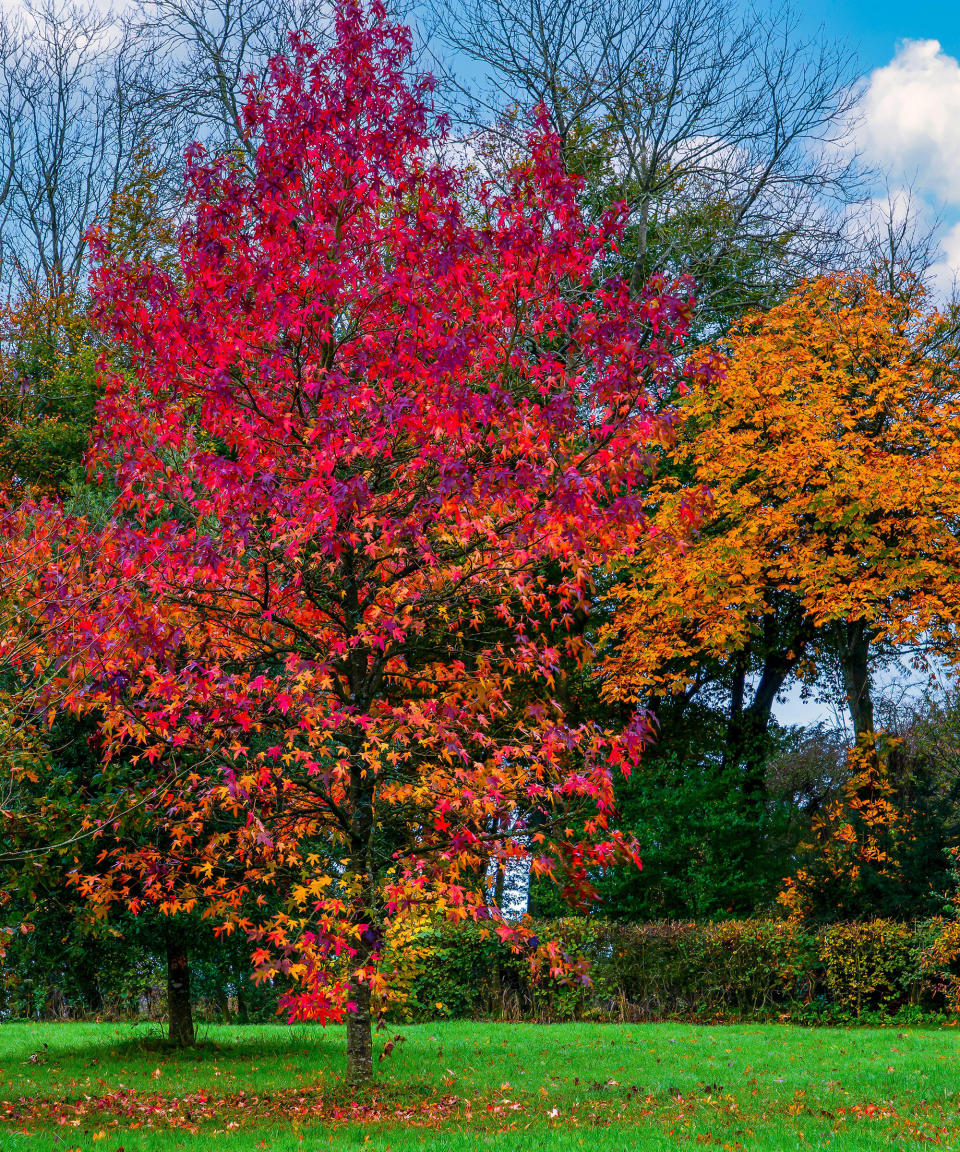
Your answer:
396,918 -> 960,1025
6,918 -> 960,1026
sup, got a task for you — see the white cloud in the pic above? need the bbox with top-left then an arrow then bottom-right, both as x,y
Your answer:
853,40 -> 960,295
844,185 -> 921,237
857,39 -> 960,204
930,220 -> 960,297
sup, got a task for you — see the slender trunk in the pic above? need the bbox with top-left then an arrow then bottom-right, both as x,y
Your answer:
722,619 -> 812,894
76,952 -> 104,1017
214,978 -> 231,1023
344,770 -> 376,1084
630,196 -> 651,295
493,837 -> 506,909
345,970 -> 373,1084
840,618 -> 875,739
343,562 -> 379,1085
232,954 -> 250,1024
730,650 -> 747,726
166,938 -> 195,1047
725,614 -> 813,783
724,651 -> 792,782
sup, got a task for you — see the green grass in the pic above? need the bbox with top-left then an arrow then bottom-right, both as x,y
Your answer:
2,1019 -> 960,1150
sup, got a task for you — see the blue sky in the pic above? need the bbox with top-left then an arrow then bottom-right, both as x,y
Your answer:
800,0 -> 959,64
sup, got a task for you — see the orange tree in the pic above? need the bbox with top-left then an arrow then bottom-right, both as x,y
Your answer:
777,699 -> 960,923
777,735 -> 908,921
602,272 -> 960,862
15,3 -> 693,1081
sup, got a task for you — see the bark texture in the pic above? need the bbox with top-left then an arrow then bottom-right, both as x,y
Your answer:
345,976 -> 373,1083
166,938 -> 195,1047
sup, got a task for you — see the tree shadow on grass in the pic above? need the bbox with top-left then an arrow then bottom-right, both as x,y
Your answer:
2,1019 -> 347,1068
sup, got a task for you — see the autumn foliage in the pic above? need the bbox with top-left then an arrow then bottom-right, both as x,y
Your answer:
4,2 -> 693,1078
603,273 -> 960,730
778,736 -> 909,921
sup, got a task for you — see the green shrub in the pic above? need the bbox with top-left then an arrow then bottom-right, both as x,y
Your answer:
400,917 -> 949,1025
816,921 -> 917,1016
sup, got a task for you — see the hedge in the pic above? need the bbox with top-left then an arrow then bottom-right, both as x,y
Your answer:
8,916 -> 960,1025
395,918 -> 960,1025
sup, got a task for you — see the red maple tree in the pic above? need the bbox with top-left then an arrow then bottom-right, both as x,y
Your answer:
18,1 -> 692,1079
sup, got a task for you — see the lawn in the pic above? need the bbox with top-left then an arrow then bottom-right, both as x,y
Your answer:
2,1019 -> 959,1150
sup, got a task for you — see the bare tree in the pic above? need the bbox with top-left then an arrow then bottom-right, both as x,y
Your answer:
0,0 -> 157,298
0,17 -> 22,226
127,0 -> 334,161
124,0 -> 412,166
844,185 -> 959,304
425,0 -> 865,327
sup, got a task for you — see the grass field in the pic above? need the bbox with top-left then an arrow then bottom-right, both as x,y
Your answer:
2,1019 -> 960,1150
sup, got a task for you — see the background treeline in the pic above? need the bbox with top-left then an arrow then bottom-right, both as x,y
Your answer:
10,915 -> 960,1029
2,0 -> 960,1037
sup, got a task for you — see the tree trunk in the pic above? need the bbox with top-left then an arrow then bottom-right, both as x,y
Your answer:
345,973 -> 373,1084
724,649 -> 795,784
166,938 -> 195,1047
214,978 -> 231,1023
630,195 -> 651,295
724,612 -> 814,785
76,952 -> 105,1017
720,615 -> 814,888
839,618 -> 875,739
343,606 -> 379,1084
232,954 -> 250,1024
493,837 -> 506,910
